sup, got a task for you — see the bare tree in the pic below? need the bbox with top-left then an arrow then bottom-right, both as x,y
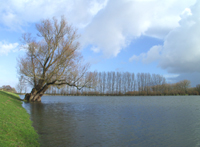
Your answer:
111,72 -> 115,94
137,73 -> 141,92
107,72 -> 111,94
18,17 -> 95,101
102,72 -> 106,95
116,72 -> 120,94
98,72 -> 102,94
16,75 -> 26,93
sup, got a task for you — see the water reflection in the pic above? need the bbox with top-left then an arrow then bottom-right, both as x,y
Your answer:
21,96 -> 200,147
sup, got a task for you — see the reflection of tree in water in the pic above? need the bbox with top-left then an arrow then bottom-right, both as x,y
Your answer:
28,101 -> 127,147
30,102 -> 76,147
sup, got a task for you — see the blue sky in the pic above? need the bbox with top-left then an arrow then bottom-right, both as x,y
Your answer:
0,0 -> 200,89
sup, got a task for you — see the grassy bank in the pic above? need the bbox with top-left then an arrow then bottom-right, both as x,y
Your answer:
0,91 -> 39,147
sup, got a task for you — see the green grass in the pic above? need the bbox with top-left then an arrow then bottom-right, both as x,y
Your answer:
0,91 -> 40,147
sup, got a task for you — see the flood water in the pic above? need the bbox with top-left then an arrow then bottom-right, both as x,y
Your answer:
20,95 -> 200,147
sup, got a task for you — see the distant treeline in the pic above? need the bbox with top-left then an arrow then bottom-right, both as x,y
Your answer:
0,85 -> 17,93
45,71 -> 200,96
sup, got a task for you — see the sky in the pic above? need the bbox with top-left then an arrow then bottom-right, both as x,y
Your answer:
0,0 -> 200,90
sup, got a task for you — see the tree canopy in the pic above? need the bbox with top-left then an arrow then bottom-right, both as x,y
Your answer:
18,16 -> 95,101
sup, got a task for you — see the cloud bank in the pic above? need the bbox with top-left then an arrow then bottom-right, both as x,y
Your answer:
0,0 -> 108,30
0,0 -> 199,75
0,0 -> 196,56
0,41 -> 18,55
82,0 -> 196,57
130,1 -> 200,74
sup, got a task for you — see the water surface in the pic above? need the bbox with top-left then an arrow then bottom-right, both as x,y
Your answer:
20,95 -> 200,147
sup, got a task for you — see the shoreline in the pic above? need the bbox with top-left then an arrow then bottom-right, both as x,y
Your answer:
0,91 -> 40,146
18,93 -> 199,97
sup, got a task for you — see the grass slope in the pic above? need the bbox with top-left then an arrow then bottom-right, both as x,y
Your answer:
0,91 -> 39,147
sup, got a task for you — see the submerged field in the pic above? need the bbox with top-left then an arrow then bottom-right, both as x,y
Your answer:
22,95 -> 200,146
0,91 -> 39,147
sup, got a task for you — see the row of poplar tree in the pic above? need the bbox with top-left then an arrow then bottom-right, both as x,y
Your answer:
45,71 -> 200,96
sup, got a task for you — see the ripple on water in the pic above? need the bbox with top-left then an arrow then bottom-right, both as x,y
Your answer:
21,95 -> 200,147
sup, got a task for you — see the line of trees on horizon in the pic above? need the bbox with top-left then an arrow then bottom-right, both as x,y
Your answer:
40,71 -> 200,96
0,85 -> 17,93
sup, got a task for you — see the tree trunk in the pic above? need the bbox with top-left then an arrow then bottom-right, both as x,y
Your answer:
24,86 -> 48,102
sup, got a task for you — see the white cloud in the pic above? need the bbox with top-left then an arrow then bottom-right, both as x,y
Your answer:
91,46 -> 100,53
81,0 -> 196,57
129,45 -> 162,63
0,0 -> 108,30
89,0 -> 108,16
0,41 -> 19,55
0,0 -> 196,58
163,74 -> 180,84
129,1 -> 200,74
163,74 -> 179,79
182,8 -> 192,16
129,55 -> 141,62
